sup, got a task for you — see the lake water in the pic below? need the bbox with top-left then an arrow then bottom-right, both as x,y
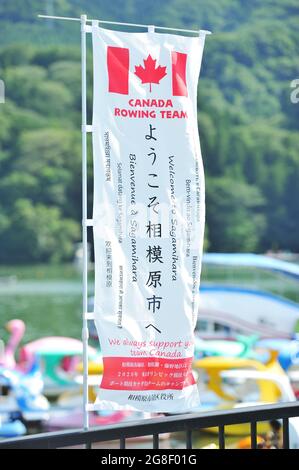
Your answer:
1,262 -> 298,344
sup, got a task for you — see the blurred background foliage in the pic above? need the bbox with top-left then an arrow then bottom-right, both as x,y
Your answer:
0,0 -> 299,262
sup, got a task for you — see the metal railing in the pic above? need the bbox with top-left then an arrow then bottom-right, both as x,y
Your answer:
0,402 -> 298,449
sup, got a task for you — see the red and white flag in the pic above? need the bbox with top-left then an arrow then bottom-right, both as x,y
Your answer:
92,24 -> 206,412
106,45 -> 188,97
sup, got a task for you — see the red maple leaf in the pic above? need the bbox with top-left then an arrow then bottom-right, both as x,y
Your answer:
134,55 -> 167,92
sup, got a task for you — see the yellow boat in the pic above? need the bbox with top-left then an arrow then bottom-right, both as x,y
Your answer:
74,359 -> 104,402
193,352 -> 296,436
76,360 -> 104,376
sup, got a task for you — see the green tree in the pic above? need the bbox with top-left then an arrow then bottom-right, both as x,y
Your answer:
0,199 -> 80,263
206,177 -> 265,252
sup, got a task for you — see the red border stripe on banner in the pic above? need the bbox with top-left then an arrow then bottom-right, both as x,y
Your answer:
100,356 -> 196,390
172,51 -> 188,97
107,46 -> 129,94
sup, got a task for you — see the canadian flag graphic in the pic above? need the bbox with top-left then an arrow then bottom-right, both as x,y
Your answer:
107,46 -> 188,96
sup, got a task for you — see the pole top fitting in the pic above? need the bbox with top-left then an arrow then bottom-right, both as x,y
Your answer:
81,14 -> 87,32
199,29 -> 212,37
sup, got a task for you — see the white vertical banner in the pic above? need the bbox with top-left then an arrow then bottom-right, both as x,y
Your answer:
92,24 -> 206,412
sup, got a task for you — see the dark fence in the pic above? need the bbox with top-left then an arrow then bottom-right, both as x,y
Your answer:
0,402 -> 298,449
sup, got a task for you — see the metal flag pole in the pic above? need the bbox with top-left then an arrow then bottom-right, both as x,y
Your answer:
38,13 -> 212,433
80,13 -> 89,432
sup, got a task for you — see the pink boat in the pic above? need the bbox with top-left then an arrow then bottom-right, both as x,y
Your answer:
46,409 -> 132,431
0,319 -> 26,370
1,319 -> 98,394
46,409 -> 170,443
19,336 -> 98,394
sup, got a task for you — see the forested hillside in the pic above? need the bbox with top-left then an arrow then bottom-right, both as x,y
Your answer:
0,0 -> 298,262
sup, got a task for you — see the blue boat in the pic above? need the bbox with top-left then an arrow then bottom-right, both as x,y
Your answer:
257,336 -> 299,370
0,416 -> 26,438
